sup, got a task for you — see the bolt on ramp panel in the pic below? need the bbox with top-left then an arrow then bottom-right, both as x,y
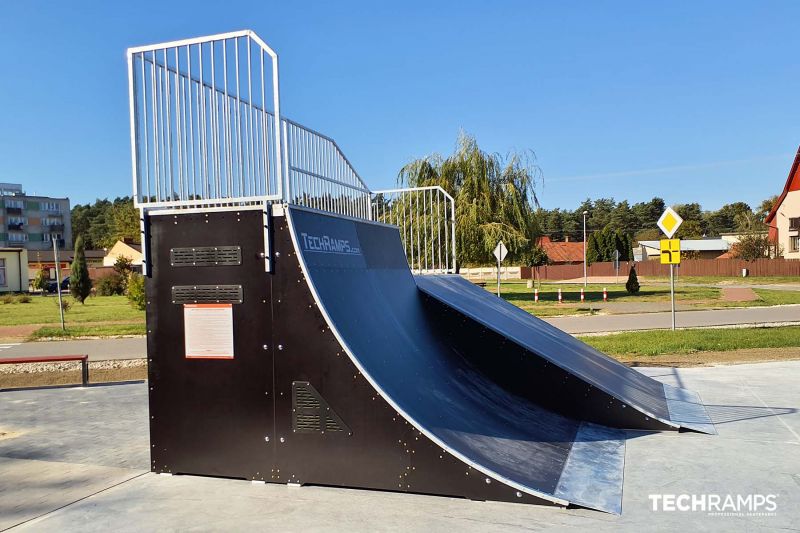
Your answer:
414,274 -> 715,434
287,205 -> 626,513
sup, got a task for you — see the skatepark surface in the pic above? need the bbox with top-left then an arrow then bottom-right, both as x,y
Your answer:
1,361 -> 797,532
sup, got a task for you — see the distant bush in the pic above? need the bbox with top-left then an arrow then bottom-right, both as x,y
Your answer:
127,273 -> 146,311
625,265 -> 640,295
32,268 -> 49,294
16,294 -> 32,304
54,297 -> 72,313
96,272 -> 126,296
1,294 -> 15,304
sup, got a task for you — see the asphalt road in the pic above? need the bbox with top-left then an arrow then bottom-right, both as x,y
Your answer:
0,337 -> 146,361
547,304 -> 800,334
1,305 -> 798,361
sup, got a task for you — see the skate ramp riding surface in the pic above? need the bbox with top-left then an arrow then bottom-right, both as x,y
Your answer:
414,275 -> 715,435
287,206 -> 626,513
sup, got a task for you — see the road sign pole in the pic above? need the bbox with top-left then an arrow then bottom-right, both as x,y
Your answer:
53,237 -> 65,331
496,256 -> 501,297
493,241 -> 507,297
670,264 -> 676,331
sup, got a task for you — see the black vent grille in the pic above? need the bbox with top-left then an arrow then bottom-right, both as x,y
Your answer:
292,381 -> 350,435
171,285 -> 243,304
170,246 -> 241,267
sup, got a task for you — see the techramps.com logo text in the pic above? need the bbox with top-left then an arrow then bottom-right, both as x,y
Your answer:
648,493 -> 779,517
300,232 -> 361,256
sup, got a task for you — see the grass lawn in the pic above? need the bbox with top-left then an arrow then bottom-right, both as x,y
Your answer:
496,281 -> 721,316
493,281 -> 800,316
29,323 -> 146,339
0,294 -> 144,339
579,326 -> 800,356
0,294 -> 144,326
644,275 -> 800,285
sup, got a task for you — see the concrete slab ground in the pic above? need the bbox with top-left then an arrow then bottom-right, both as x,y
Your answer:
1,363 -> 799,531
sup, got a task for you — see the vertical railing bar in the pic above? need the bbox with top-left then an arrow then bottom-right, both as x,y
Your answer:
139,53 -> 151,203
174,47 -> 183,201
234,37 -> 244,197
260,50 -> 268,195
187,45 -> 196,201
210,42 -> 218,199
164,48 -> 175,202
222,39 -> 231,198
247,36 -> 255,198
157,60 -> 166,201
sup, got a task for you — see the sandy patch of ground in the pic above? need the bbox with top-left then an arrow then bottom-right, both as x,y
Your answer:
720,287 -> 759,302
619,347 -> 800,367
0,359 -> 147,389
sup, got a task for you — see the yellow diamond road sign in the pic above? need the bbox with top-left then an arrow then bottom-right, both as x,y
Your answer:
657,207 -> 683,239
660,239 -> 681,265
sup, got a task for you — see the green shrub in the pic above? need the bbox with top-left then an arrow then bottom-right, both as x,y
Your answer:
54,297 -> 72,313
626,265 -> 640,294
70,236 -> 92,303
16,294 -> 32,304
96,272 -> 126,296
32,268 -> 49,293
127,273 -> 146,311
1,294 -> 15,304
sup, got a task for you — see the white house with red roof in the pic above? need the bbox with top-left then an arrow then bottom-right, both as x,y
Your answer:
765,147 -> 800,259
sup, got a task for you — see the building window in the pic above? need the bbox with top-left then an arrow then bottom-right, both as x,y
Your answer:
40,201 -> 61,212
42,233 -> 62,243
4,199 -> 23,209
0,259 -> 5,286
790,217 -> 800,230
791,236 -> 800,253
8,233 -> 27,243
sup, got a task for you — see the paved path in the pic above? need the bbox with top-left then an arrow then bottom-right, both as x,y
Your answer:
1,304 -> 799,360
1,362 -> 798,531
0,337 -> 145,361
547,305 -> 800,334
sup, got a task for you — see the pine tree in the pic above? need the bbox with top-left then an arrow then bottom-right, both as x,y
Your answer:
70,236 -> 92,304
586,233 -> 600,265
625,265 -> 640,295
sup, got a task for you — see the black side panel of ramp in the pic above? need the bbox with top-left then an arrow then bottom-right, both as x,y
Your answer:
415,275 -> 714,434
146,210 -> 274,479
287,206 -> 627,513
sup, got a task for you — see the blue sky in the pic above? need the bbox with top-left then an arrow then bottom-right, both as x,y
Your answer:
1,1 -> 798,210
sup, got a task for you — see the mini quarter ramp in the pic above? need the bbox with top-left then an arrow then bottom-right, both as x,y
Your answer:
414,275 -> 716,435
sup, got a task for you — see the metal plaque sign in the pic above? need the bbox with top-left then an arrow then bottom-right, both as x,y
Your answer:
184,304 -> 235,359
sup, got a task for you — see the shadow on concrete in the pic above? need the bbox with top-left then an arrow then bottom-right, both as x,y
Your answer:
702,404 -> 797,424
0,380 -> 146,393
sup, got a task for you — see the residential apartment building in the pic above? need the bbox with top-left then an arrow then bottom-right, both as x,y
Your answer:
0,183 -> 72,251
766,148 -> 800,259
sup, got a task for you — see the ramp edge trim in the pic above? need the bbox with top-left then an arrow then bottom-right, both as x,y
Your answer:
285,207 -> 571,509
663,383 -> 717,435
554,422 -> 626,515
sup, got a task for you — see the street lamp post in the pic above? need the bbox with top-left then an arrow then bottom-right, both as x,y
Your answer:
582,210 -> 588,287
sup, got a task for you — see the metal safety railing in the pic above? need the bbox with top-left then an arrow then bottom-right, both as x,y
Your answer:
127,30 -> 283,208
127,30 -> 456,272
283,120 -> 372,220
372,187 -> 456,273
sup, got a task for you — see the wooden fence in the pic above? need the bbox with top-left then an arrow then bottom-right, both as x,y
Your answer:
520,259 -> 800,281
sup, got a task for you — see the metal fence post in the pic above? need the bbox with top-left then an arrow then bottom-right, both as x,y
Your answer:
81,357 -> 89,387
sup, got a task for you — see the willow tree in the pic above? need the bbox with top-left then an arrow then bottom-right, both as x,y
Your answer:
398,133 -> 541,267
